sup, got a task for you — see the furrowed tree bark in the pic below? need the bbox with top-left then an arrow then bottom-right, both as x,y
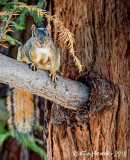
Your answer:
0,53 -> 89,110
44,0 -> 129,160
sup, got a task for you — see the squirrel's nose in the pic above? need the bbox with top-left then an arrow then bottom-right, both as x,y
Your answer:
40,40 -> 44,44
40,38 -> 44,42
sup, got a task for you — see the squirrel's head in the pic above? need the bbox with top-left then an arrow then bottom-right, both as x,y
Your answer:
31,24 -> 50,45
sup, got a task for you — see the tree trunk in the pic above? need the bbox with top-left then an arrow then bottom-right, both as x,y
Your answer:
44,0 -> 129,160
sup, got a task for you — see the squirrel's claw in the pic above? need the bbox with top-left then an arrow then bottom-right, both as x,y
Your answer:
49,73 -> 51,77
28,63 -> 38,71
51,73 -> 57,82
22,61 -> 27,64
56,72 -> 61,76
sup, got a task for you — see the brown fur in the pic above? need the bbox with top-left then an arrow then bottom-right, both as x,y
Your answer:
7,89 -> 39,134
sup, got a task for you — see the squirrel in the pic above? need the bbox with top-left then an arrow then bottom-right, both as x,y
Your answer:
7,24 -> 60,136
18,24 -> 60,82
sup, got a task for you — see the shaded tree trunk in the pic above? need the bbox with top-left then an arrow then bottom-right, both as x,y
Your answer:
44,0 -> 129,160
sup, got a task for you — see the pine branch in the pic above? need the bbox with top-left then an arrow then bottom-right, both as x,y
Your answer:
0,11 -> 11,16
0,0 -> 18,41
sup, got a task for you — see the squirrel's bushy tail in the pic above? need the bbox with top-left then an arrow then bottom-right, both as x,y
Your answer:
7,88 -> 39,135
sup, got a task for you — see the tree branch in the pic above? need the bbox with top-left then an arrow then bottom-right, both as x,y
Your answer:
0,53 -> 90,110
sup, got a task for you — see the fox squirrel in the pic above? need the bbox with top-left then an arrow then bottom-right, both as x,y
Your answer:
7,24 -> 60,135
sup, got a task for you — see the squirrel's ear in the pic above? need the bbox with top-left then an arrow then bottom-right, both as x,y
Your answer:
31,24 -> 36,35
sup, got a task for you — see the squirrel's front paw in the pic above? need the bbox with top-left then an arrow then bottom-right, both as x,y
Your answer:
51,73 -> 57,82
28,63 -> 38,71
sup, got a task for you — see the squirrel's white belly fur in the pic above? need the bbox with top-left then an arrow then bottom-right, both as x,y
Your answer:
35,48 -> 51,63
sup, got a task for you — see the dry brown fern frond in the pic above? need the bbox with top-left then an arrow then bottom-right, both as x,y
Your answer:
58,25 -> 82,72
18,4 -> 82,72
